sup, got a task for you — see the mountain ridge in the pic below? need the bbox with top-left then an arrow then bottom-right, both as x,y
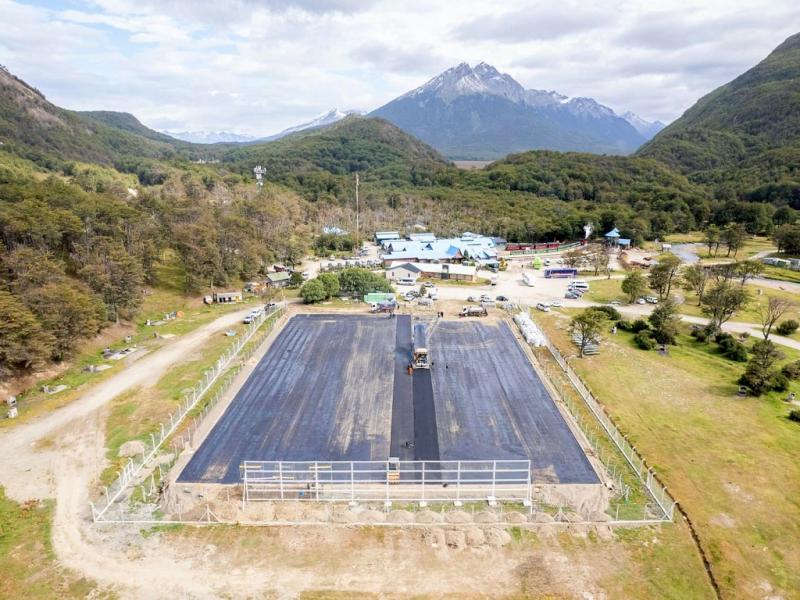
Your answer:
371,62 -> 663,159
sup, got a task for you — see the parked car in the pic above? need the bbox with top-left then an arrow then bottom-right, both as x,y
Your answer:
243,315 -> 254,324
645,296 -> 659,304
536,302 -> 551,312
418,297 -> 433,306
422,281 -> 434,288
565,292 -> 580,299
496,295 -> 509,302
480,294 -> 493,302
636,298 -> 646,304
609,300 -> 622,305
467,295 -> 478,303
549,300 -> 562,307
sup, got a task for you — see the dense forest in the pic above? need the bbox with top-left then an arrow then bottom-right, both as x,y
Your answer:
1,32 -> 800,377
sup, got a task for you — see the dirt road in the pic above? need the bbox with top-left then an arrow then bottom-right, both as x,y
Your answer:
0,306 -> 252,502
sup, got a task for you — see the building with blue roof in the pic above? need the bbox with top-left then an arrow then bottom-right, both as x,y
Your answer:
381,232 -> 498,266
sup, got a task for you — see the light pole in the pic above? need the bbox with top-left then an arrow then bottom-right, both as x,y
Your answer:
355,173 -> 360,250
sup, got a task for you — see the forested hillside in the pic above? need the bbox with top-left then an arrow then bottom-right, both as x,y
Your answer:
2,28 -> 800,380
638,32 -> 800,203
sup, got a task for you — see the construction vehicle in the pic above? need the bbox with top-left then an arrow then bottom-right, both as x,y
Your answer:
459,306 -> 488,318
412,323 -> 430,368
499,257 -> 508,271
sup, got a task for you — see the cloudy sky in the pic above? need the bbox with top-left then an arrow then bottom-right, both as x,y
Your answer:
1,0 -> 797,136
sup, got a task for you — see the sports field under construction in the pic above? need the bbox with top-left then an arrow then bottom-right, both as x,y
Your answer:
177,313 -> 597,494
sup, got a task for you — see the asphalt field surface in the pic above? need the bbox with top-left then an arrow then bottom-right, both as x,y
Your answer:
179,314 -> 395,483
179,314 -> 596,485
429,320 -> 598,484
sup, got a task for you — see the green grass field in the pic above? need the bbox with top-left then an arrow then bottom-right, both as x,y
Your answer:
536,311 -> 800,598
0,490 -> 101,599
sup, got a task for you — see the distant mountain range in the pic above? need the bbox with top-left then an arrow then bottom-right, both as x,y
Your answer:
164,109 -> 363,145
371,62 -> 665,159
163,130 -> 258,144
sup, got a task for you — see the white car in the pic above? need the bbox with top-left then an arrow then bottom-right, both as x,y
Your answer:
636,298 -> 646,305
549,300 -> 563,308
536,302 -> 551,312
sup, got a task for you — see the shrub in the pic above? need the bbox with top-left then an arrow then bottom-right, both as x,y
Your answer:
631,319 -> 650,333
589,305 -> 621,321
772,373 -> 790,392
633,330 -> 657,350
716,335 -> 748,362
299,279 -> 326,304
789,409 -> 800,423
776,319 -> 799,336
616,319 -> 633,332
782,360 -> 800,380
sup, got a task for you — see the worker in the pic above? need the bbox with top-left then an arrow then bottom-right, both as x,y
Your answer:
407,364 -> 413,375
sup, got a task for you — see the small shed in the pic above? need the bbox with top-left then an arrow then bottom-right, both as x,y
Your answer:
618,238 -> 632,248
266,272 -> 292,287
213,291 -> 242,304
375,231 -> 401,244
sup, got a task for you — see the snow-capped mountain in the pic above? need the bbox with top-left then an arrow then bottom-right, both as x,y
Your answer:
621,111 -> 666,139
372,63 -> 664,159
163,130 -> 258,144
264,108 -> 363,141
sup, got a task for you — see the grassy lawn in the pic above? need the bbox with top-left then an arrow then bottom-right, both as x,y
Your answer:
679,285 -> 800,327
535,311 -> 800,598
582,278 -> 633,303
0,489 -> 100,599
100,322 -> 247,485
761,263 -> 800,284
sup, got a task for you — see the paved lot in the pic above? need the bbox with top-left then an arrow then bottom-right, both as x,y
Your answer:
179,314 -> 396,483
429,320 -> 598,484
180,314 -> 597,486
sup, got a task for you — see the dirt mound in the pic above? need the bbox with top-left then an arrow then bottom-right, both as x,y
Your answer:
531,512 -> 555,523
445,529 -> 467,549
444,510 -> 471,524
415,509 -> 444,523
484,528 -> 512,547
474,510 -> 498,523
118,440 -> 146,457
505,511 -> 528,523
386,510 -> 415,523
465,527 -> 485,547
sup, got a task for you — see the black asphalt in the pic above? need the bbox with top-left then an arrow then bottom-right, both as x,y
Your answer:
429,320 -> 598,484
178,314 -> 395,484
179,314 -> 597,486
389,314 -> 415,461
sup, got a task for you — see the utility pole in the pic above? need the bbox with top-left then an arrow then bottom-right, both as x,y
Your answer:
355,173 -> 360,250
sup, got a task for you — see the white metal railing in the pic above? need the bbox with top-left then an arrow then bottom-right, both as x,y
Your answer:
90,303 -> 286,522
242,460 -> 532,504
514,310 -> 677,521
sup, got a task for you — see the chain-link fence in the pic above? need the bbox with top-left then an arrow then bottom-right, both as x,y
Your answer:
512,309 -> 676,521
90,304 -> 287,522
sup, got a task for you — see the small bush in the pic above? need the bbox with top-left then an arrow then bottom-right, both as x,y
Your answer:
631,319 -> 650,333
782,360 -> 800,380
634,330 -> 657,350
616,319 -> 633,332
589,305 -> 621,321
772,373 -> 790,392
789,409 -> 800,423
776,319 -> 799,336
716,336 -> 748,362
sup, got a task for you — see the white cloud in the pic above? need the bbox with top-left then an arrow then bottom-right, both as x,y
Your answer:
0,0 -> 797,133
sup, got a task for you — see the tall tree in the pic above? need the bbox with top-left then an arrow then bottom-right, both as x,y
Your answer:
701,281 -> 749,331
739,340 -> 783,395
722,223 -> 747,257
649,297 -> 682,344
569,309 -> 607,358
682,263 -> 709,304
648,254 -> 682,301
621,271 -> 647,303
0,291 -> 54,375
758,296 -> 794,341
704,225 -> 720,257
